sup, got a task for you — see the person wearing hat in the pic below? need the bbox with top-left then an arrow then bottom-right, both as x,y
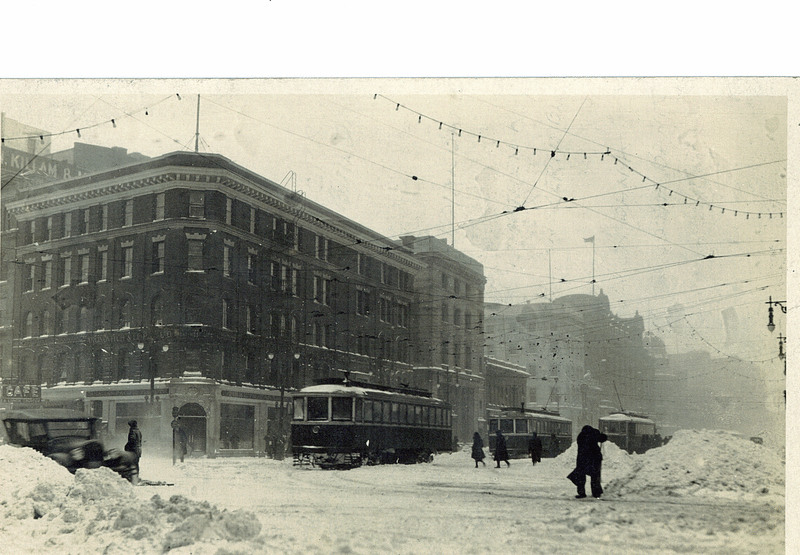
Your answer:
124,419 -> 143,459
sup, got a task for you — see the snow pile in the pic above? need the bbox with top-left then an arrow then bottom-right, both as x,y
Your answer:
0,445 -> 263,553
553,437 -> 638,478
604,429 -> 785,500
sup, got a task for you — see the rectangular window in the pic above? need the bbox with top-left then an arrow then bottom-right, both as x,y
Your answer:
61,256 -> 72,287
79,254 -> 89,283
247,253 -> 256,284
225,198 -> 232,225
331,397 -> 353,421
223,245 -> 231,277
292,398 -> 306,421
46,216 -> 53,241
99,250 -> 108,281
24,263 -> 34,292
42,260 -> 52,289
122,246 -> 133,278
152,240 -> 165,273
155,193 -> 165,220
64,213 -> 72,238
356,289 -> 371,316
270,262 -> 280,291
515,419 -> 529,434
189,192 -> 205,219
100,205 -> 108,230
249,207 -> 256,234
307,397 -> 329,421
78,209 -> 88,235
124,200 -> 133,227
187,239 -> 204,271
30,220 -> 37,243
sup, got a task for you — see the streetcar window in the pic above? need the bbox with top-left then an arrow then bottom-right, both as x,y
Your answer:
355,399 -> 363,422
414,405 -> 421,424
374,401 -> 384,423
364,400 -> 373,422
332,397 -> 353,421
422,406 -> 429,426
292,397 -> 305,420
488,419 -> 498,433
515,419 -> 528,434
499,419 -> 514,433
307,397 -> 329,421
400,403 -> 408,424
391,402 -> 399,423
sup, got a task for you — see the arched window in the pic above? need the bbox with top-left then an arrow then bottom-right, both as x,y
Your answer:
40,310 -> 51,336
79,306 -> 91,333
119,298 -> 132,329
24,312 -> 34,337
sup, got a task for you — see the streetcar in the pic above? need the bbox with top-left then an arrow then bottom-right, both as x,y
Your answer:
598,411 -> 660,454
290,378 -> 452,468
487,406 -> 572,459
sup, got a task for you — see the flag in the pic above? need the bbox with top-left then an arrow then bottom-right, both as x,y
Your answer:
584,236 -> 595,243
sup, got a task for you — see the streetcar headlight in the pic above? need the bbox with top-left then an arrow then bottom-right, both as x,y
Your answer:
312,425 -> 320,434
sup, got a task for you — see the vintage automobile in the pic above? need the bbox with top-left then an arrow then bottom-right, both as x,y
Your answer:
1,409 -> 139,483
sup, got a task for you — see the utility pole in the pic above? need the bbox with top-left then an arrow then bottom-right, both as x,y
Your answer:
194,95 -> 201,153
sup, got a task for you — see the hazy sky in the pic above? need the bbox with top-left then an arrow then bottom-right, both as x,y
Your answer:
0,79 -> 789,374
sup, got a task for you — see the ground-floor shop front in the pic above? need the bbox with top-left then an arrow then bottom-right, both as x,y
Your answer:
41,372 -> 289,458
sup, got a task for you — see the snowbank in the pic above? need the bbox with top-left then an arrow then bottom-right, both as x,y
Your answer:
604,429 -> 785,500
0,445 -> 263,554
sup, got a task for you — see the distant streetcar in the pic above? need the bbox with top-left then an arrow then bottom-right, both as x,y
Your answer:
598,411 -> 659,454
487,407 -> 572,459
290,379 -> 452,468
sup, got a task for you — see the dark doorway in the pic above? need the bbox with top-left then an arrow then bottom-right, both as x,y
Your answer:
177,402 -> 207,455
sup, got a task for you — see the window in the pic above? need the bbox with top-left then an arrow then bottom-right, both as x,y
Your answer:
79,306 -> 91,332
100,205 -> 108,230
331,397 -> 353,421
78,209 -> 88,234
119,299 -> 132,329
24,312 -> 34,337
187,239 -> 204,271
124,200 -> 133,227
40,310 -> 51,336
42,260 -> 52,289
61,255 -> 72,287
46,216 -> 53,241
24,263 -> 34,292
247,305 -> 256,334
64,213 -> 72,237
59,306 -> 70,334
292,398 -> 306,421
247,253 -> 256,284
79,253 -> 89,283
441,303 -> 449,323
222,299 -> 232,329
515,419 -> 529,434
155,193 -> 165,220
223,244 -> 232,277
122,245 -> 133,278
356,289 -> 371,316
98,249 -> 108,281
316,235 -> 328,260
189,192 -> 205,219
29,220 -> 37,243
152,240 -> 165,273
270,262 -> 280,291
225,198 -> 232,225
307,397 -> 329,421
249,207 -> 256,234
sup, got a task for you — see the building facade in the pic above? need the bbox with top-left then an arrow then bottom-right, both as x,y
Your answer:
4,151 -> 428,455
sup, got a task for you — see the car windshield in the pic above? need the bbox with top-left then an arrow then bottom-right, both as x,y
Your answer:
47,420 -> 94,439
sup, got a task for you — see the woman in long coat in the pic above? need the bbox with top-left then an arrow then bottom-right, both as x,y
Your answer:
494,430 -> 510,467
471,432 -> 486,467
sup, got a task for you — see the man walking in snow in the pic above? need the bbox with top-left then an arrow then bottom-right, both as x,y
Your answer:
528,432 -> 543,465
567,425 -> 608,498
494,430 -> 510,468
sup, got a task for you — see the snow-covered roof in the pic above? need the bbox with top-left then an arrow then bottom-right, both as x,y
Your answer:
296,384 -> 446,405
599,412 -> 655,425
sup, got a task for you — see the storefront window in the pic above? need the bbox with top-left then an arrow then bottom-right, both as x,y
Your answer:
219,403 -> 254,449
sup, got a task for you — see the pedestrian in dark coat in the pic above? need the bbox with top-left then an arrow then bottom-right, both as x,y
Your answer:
124,420 -> 142,459
528,432 -> 543,465
494,430 -> 510,467
567,424 -> 608,498
471,432 -> 486,467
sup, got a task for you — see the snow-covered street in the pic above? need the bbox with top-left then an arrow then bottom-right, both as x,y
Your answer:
0,430 -> 785,554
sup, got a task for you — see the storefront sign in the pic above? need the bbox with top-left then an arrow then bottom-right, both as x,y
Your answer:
2,384 -> 41,400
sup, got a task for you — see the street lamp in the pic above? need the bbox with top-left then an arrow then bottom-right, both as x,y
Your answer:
766,296 -> 786,333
